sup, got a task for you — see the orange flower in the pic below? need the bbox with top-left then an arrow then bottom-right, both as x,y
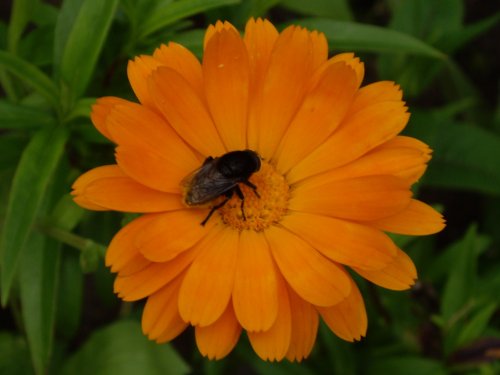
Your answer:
72,18 -> 445,361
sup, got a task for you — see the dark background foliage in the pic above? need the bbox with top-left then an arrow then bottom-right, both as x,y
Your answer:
0,0 -> 499,374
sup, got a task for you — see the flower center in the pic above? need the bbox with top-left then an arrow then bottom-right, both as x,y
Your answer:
218,162 -> 289,231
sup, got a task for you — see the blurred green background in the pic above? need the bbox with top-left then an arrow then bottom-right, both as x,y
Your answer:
0,0 -> 499,374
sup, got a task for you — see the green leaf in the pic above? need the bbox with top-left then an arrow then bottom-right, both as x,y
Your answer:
65,97 -> 96,122
441,225 -> 478,322
388,0 -> 463,40
45,193 -> 84,341
376,1 -> 494,97
318,322 -> 357,375
171,28 -> 205,58
223,0 -> 281,27
406,109 -> 500,195
0,50 -> 59,107
53,0 -> 85,74
51,194 -> 86,230
443,12 -> 500,53
0,100 -> 54,129
0,333 -> 34,375
426,233 -> 491,282
0,126 -> 68,305
139,0 -> 240,39
366,357 -> 447,375
7,0 -> 37,53
0,134 -> 28,170
56,252 -> 83,340
31,2 -> 58,27
19,232 -> 61,375
419,123 -> 500,195
456,302 -> 498,349
62,320 -> 190,375
281,0 -> 352,21
71,123 -> 109,143
296,18 -> 446,59
60,0 -> 119,99
19,25 -> 55,67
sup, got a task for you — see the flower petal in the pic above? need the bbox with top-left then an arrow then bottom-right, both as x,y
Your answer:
128,42 -> 205,108
353,249 -> 417,290
348,81 -> 403,115
149,66 -> 226,157
178,226 -> 238,326
248,273 -> 291,362
310,30 -> 328,70
375,136 -> 432,183
115,145 -> 187,194
281,212 -> 397,270
72,196 -> 107,212
127,55 -> 163,108
195,302 -> 242,360
117,253 -> 150,277
153,42 -> 203,96
288,101 -> 409,184
105,214 -> 157,271
142,272 -> 188,342
72,165 -> 184,213
105,102 -> 200,192
244,18 -> 279,91
266,226 -> 351,306
72,165 -> 122,211
317,278 -> 367,342
204,21 -> 237,49
285,287 -> 319,362
90,97 -> 131,141
203,27 -> 250,150
114,246 -> 199,301
290,175 -> 412,221
275,61 -> 359,173
369,199 -> 446,235
136,209 -> 214,262
311,135 -> 431,185
248,25 -> 314,159
232,230 -> 278,332
311,53 -> 364,89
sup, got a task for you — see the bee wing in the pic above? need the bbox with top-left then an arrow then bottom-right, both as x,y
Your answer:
182,163 -> 237,205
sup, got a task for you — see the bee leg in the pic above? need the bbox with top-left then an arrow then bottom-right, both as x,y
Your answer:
242,180 -> 260,198
234,185 -> 247,221
200,190 -> 233,226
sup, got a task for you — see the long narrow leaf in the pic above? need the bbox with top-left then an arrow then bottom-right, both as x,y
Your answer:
0,332 -> 34,374
55,252 -> 83,340
297,18 -> 446,59
441,225 -> 478,321
20,233 -> 61,375
7,0 -> 37,53
0,100 -> 54,129
281,0 -> 352,21
418,122 -> 500,195
139,0 -> 240,39
0,126 -> 68,306
0,50 -> 59,108
60,0 -> 118,99
53,0 -> 85,75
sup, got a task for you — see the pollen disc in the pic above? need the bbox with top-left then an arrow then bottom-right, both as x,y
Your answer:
218,162 -> 289,231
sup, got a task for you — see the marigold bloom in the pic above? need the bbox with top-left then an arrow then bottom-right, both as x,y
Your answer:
72,18 -> 445,361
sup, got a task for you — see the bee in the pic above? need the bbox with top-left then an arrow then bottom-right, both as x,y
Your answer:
182,150 -> 261,226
